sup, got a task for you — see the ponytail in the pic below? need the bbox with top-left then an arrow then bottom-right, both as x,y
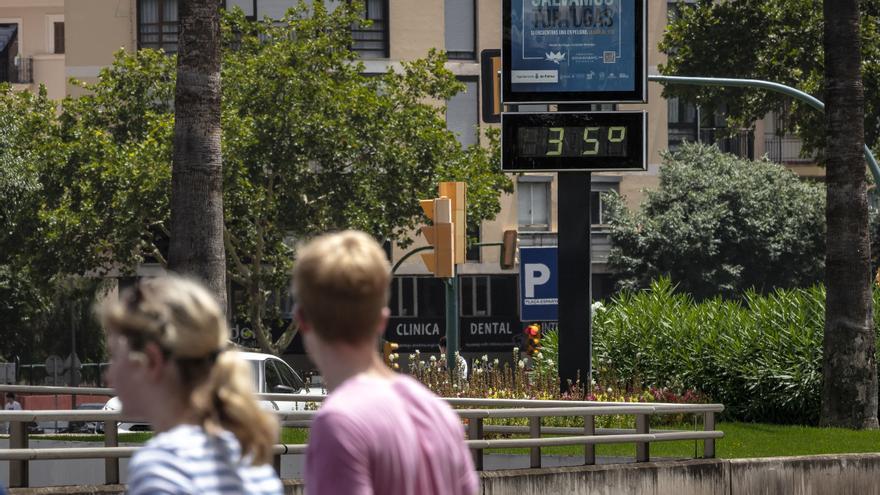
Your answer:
182,351 -> 279,465
99,276 -> 279,465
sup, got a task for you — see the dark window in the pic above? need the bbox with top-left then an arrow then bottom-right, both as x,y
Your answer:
417,277 -> 445,318
460,276 -> 490,317
352,0 -> 389,58
390,277 -> 416,316
0,24 -> 29,84
466,224 -> 481,263
53,22 -> 64,54
489,275 -> 517,317
390,276 -> 444,317
138,0 -> 179,53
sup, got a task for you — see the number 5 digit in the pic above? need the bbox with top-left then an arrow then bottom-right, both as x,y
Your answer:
582,127 -> 600,155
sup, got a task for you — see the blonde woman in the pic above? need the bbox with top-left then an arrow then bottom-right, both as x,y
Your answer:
100,276 -> 283,495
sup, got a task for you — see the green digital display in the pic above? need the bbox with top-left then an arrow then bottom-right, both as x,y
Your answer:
517,126 -> 629,158
502,111 -> 646,172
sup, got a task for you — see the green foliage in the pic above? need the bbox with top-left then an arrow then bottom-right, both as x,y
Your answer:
660,0 -> 880,156
591,278 -> 855,424
11,2 -> 511,356
605,143 -> 825,299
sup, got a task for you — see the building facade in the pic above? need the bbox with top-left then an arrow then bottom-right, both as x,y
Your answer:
1,0 -> 819,357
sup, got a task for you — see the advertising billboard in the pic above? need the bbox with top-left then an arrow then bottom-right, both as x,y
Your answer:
502,0 -> 646,103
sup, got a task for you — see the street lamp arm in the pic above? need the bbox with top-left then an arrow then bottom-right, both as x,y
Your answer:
648,74 -> 880,185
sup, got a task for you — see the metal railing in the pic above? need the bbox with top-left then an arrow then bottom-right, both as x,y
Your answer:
0,56 -> 32,84
764,135 -> 816,164
0,385 -> 723,488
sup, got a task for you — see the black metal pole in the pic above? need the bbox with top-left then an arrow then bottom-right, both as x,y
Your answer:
557,171 -> 591,393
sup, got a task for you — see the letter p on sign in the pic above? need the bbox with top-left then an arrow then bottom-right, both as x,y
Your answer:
524,263 -> 551,297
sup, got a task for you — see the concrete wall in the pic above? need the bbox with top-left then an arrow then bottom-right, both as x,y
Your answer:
11,454 -> 880,495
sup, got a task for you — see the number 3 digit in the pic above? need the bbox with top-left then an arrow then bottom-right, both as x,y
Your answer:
546,127 -> 564,156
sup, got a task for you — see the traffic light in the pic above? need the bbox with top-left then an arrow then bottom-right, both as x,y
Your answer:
418,182 -> 466,278
500,229 -> 517,269
524,323 -> 541,356
419,197 -> 454,278
383,341 -> 400,370
439,181 -> 466,264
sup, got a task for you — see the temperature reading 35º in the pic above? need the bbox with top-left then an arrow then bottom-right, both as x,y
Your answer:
517,126 -> 628,158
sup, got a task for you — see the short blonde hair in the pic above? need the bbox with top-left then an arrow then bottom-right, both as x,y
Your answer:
292,230 -> 391,344
99,276 -> 278,465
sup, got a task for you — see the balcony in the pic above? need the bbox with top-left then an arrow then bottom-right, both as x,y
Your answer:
699,128 -> 754,160
764,135 -> 815,164
352,20 -> 388,59
0,56 -> 32,84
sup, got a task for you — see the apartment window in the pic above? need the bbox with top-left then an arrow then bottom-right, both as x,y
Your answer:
53,22 -> 64,54
447,78 -> 479,147
488,276 -> 517,317
391,277 -> 416,316
445,0 -> 475,60
138,0 -> 179,53
389,276 -> 445,317
590,192 -> 605,225
0,23 -> 29,84
226,0 -> 256,17
352,0 -> 389,58
517,177 -> 551,231
460,276 -> 490,317
667,96 -> 698,152
466,224 -> 481,263
591,178 -> 619,226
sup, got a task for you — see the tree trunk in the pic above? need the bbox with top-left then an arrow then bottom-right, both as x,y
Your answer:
167,0 -> 227,311
821,0 -> 878,428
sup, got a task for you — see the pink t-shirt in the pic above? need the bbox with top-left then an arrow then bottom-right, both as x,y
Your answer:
305,374 -> 478,495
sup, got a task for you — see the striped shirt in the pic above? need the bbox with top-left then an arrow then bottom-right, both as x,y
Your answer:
126,424 -> 283,495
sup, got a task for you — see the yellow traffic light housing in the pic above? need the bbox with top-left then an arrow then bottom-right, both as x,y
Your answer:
418,182 -> 465,278
383,341 -> 400,370
439,181 -> 466,264
419,197 -> 454,278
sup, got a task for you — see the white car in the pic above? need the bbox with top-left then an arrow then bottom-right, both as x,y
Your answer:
104,352 -> 324,432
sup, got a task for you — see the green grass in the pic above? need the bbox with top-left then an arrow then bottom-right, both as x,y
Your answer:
489,422 -> 880,459
14,423 -> 880,460
23,432 -> 154,443
281,428 -> 308,444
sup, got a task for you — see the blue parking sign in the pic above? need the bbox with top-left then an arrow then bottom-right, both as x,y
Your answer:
519,246 -> 558,321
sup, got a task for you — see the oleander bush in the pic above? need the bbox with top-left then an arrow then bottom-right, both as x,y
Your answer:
592,277 -> 880,425
408,347 -> 705,430
409,277 -> 876,425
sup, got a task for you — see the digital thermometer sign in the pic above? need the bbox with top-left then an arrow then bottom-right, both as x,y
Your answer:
502,111 -> 646,172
